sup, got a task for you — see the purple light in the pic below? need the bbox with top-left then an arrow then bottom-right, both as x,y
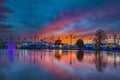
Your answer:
8,43 -> 15,51
8,43 -> 15,61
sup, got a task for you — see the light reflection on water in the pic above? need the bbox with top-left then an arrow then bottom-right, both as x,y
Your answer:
0,49 -> 120,80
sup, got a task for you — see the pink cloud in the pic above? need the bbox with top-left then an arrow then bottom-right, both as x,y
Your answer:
30,5 -> 120,38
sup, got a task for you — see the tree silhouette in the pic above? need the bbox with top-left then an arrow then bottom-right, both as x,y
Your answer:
94,29 -> 107,51
76,39 -> 84,49
55,39 -> 62,45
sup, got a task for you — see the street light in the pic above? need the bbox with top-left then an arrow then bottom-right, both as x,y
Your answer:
117,36 -> 120,45
113,33 -> 117,45
70,34 -> 72,46
66,34 -> 75,49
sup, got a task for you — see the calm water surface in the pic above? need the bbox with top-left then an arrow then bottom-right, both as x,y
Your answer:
0,49 -> 120,80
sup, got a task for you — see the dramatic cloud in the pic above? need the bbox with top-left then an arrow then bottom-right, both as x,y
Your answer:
0,0 -> 120,38
0,24 -> 12,31
0,0 -> 12,39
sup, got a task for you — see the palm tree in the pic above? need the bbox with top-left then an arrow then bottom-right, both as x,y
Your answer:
55,39 -> 62,45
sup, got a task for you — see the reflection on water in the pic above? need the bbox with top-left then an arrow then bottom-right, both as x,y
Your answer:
77,50 -> 84,61
8,49 -> 14,62
94,51 -> 107,72
0,49 -> 120,80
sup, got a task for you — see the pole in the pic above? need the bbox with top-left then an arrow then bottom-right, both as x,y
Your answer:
113,33 -> 116,46
70,34 -> 72,48
118,36 -> 120,45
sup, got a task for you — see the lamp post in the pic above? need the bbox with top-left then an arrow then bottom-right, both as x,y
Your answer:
66,34 -> 74,49
113,33 -> 117,46
70,34 -> 72,46
117,36 -> 120,45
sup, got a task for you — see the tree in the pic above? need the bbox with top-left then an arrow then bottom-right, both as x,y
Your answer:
55,39 -> 62,45
76,39 -> 84,49
94,29 -> 107,50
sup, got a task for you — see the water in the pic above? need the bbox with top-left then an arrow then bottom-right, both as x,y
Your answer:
0,49 -> 120,80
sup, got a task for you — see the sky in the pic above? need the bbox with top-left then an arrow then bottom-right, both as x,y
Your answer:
0,0 -> 120,39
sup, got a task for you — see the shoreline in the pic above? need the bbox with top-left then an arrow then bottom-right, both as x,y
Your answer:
0,48 -> 120,52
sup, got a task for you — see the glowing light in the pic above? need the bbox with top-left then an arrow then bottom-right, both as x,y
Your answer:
8,43 -> 15,61
8,43 -> 15,51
